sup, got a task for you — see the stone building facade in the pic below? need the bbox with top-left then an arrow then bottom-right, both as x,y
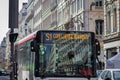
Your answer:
104,0 -> 120,60
33,0 -> 104,63
18,3 -> 28,40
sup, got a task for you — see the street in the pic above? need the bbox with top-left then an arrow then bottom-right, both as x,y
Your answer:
0,76 -> 10,80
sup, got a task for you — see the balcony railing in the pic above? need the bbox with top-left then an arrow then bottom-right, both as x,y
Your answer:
95,6 -> 103,9
104,32 -> 119,40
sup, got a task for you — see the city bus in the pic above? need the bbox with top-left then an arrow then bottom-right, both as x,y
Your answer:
15,30 -> 99,80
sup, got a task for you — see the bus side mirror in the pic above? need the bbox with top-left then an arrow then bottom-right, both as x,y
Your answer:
95,39 -> 100,55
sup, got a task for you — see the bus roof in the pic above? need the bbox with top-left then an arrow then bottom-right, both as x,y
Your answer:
15,31 -> 37,45
15,30 -> 95,45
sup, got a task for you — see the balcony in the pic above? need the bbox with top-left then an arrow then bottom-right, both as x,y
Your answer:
25,9 -> 34,22
95,6 -> 103,9
104,32 -> 120,41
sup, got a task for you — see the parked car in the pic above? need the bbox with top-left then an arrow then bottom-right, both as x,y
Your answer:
0,69 -> 6,76
5,70 -> 11,75
97,69 -> 120,80
96,70 -> 103,77
0,69 -> 11,76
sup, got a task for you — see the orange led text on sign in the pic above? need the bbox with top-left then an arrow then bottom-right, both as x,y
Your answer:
46,33 -> 89,40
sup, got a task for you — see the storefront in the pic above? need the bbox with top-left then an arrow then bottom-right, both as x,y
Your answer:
104,37 -> 120,59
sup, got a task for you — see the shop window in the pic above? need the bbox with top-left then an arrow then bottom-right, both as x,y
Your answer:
106,48 -> 117,59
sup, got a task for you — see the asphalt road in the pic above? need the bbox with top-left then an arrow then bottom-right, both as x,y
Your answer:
0,76 -> 10,80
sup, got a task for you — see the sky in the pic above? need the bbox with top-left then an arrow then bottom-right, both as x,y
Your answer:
0,0 -> 27,43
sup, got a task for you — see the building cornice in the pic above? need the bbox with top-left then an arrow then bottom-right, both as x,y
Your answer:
103,32 -> 120,43
103,36 -> 120,43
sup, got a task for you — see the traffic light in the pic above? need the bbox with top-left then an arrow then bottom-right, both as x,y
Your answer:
9,33 -> 18,42
40,45 -> 45,55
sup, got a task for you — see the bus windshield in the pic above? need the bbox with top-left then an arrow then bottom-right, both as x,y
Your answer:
36,31 -> 96,77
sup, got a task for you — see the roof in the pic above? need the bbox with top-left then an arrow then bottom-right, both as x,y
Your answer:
15,31 -> 37,45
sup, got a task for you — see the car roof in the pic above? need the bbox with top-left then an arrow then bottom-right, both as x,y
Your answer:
104,69 -> 120,71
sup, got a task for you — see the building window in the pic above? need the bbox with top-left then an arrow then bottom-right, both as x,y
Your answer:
77,0 -> 83,11
95,20 -> 104,35
106,48 -> 117,59
106,11 -> 111,34
58,11 -> 61,24
95,0 -> 103,7
70,0 -> 76,14
34,0 -> 41,10
113,8 -> 117,32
